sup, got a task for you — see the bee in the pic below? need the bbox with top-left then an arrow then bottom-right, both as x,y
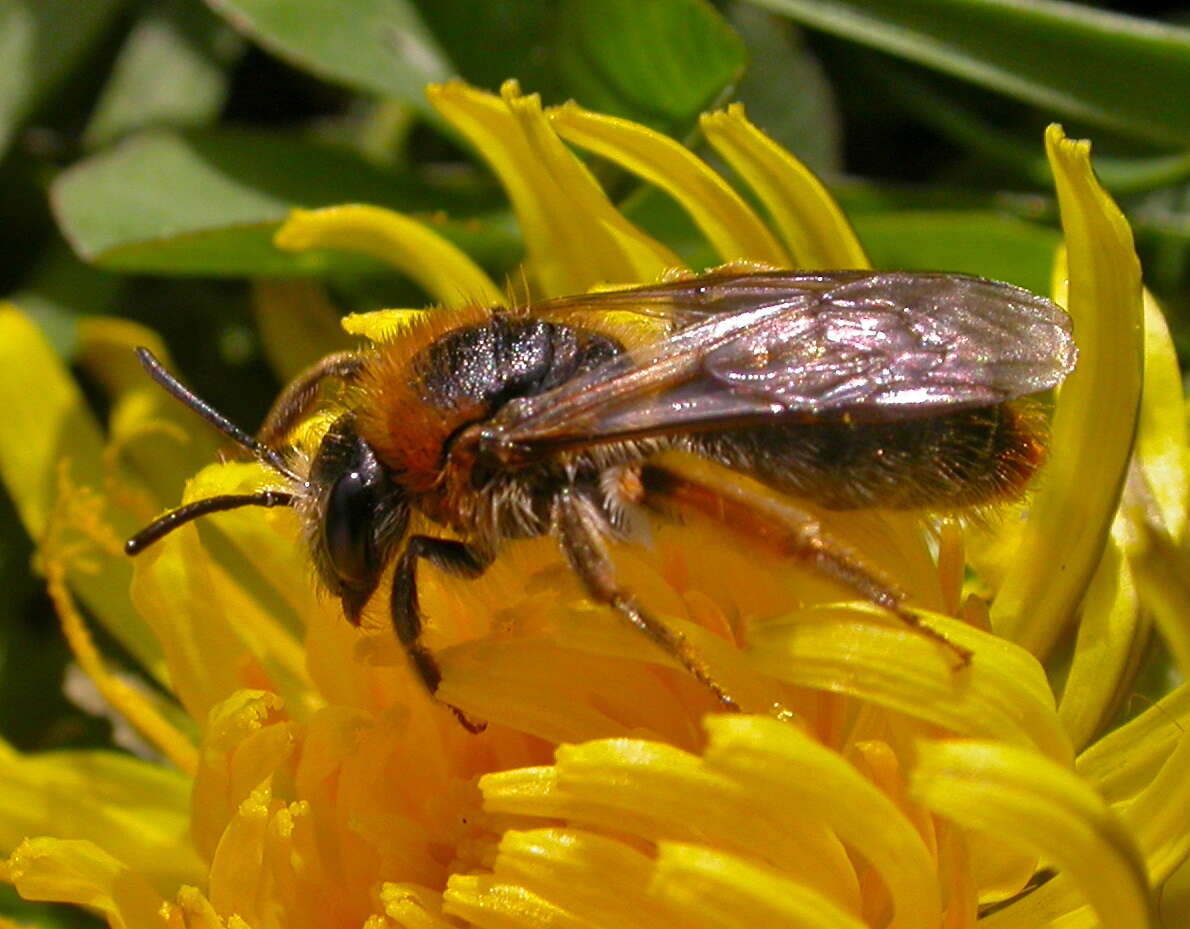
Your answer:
126,270 -> 1076,729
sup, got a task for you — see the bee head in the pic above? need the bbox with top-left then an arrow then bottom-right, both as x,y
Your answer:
306,417 -> 408,624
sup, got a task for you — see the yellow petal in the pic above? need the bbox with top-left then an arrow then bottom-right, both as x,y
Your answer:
379,883 -> 455,929
1117,712 -> 1190,885
75,316 -> 218,507
341,308 -> 433,342
4,838 -> 166,929
0,307 -> 165,676
208,783 -> 271,928
910,739 -> 1156,929
129,465 -> 290,724
548,103 -> 788,266
1126,520 -> 1190,683
1056,540 -> 1140,751
0,741 -> 202,895
1077,682 -> 1190,805
251,279 -> 351,382
65,312 -> 191,504
163,885 -> 226,929
0,305 -> 105,538
648,842 -> 870,929
699,104 -> 868,269
443,875 -> 591,929
428,80 -> 678,296
190,691 -> 295,863
701,715 -> 943,929
747,604 -> 1072,761
992,126 -> 1144,655
477,828 -> 687,928
1132,291 -> 1189,540
275,205 -> 504,307
43,556 -> 198,775
481,736 -> 863,917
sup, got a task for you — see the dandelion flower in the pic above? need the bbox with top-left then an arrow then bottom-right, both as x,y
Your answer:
0,80 -> 1186,929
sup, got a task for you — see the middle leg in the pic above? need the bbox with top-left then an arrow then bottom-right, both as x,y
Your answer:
553,486 -> 741,712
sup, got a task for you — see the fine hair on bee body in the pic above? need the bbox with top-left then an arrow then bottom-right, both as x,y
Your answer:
126,268 -> 1078,730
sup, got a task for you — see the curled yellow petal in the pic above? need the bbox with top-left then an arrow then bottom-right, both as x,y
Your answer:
992,125 -> 1144,655
0,305 -> 105,538
548,103 -> 788,266
1077,682 -> 1190,804
481,737 -> 862,916
443,875 -> 590,929
4,838 -> 167,929
341,308 -> 433,342
275,204 -> 504,308
910,739 -> 1156,929
480,827 -> 683,927
44,556 -> 198,775
1118,711 -> 1190,884
129,470 -> 272,724
0,307 -> 166,676
649,842 -> 870,929
1056,540 -> 1140,751
701,715 -> 942,929
379,883 -> 455,929
208,783 -> 272,928
190,691 -> 294,863
429,80 -> 678,296
0,742 -> 202,895
1132,291 -> 1189,540
747,605 -> 1072,761
700,104 -> 868,269
163,885 -> 225,929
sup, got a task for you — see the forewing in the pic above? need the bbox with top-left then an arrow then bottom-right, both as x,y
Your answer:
491,272 -> 1076,456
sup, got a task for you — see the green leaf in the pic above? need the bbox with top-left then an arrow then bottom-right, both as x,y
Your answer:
412,0 -> 559,99
847,53 -> 1190,194
554,0 -> 747,135
0,0 -> 126,156
748,0 -> 1190,146
728,5 -> 841,175
84,0 -> 245,148
853,210 -> 1059,294
52,129 -> 518,275
204,0 -> 451,108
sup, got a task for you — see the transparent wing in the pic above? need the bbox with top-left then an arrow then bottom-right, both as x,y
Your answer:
489,271 -> 1077,457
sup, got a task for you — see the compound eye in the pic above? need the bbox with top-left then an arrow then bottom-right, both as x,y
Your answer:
323,467 -> 376,585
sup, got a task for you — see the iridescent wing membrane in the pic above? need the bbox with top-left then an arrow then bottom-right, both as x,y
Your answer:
488,272 -> 1077,457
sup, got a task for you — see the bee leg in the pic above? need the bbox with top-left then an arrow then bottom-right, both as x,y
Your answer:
391,536 -> 492,732
257,351 -> 364,447
640,464 -> 973,668
553,487 -> 741,712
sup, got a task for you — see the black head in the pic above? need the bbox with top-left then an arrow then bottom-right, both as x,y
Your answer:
306,417 -> 409,623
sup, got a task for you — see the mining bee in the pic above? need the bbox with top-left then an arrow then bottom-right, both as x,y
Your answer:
126,270 -> 1077,728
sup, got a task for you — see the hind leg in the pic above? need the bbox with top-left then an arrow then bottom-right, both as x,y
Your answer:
553,487 -> 742,712
638,461 -> 972,667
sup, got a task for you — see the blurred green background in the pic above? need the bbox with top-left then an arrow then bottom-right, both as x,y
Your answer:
0,0 -> 1188,920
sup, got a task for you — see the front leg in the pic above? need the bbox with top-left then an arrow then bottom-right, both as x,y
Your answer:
553,487 -> 740,712
390,536 -> 491,731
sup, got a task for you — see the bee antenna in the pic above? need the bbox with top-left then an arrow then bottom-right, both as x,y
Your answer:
125,490 -> 296,555
134,347 -> 301,483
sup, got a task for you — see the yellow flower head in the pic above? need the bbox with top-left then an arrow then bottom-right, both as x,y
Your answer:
1,80 -> 1188,929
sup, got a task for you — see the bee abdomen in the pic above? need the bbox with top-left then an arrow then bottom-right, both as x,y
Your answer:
695,402 -> 1047,511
